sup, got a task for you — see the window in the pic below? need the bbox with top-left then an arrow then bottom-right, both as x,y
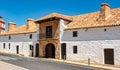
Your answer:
73,46 -> 77,54
30,45 -> 33,50
3,43 -> 5,49
30,34 -> 32,39
9,36 -> 11,40
46,26 -> 52,38
73,31 -> 78,37
9,43 -> 10,49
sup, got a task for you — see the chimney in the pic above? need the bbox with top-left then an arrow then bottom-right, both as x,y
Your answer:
26,18 -> 35,30
8,22 -> 16,31
99,3 -> 111,21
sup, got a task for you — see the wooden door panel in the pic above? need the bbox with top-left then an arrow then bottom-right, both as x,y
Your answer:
61,43 -> 66,59
36,44 -> 39,57
104,49 -> 114,65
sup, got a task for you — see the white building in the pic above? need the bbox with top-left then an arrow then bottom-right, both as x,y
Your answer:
0,19 -> 39,57
60,3 -> 120,65
0,3 -> 120,66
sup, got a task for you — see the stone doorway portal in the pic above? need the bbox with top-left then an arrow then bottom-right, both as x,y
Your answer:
45,43 -> 55,58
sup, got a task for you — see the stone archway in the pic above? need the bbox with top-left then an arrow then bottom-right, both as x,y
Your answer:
45,43 -> 55,58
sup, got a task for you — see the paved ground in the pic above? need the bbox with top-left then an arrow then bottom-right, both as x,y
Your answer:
0,61 -> 28,70
0,53 -> 105,70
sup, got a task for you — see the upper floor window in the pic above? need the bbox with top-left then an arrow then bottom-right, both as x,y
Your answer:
46,26 -> 52,38
73,46 -> 77,54
3,43 -> 5,49
9,36 -> 11,40
73,31 -> 78,37
30,34 -> 32,39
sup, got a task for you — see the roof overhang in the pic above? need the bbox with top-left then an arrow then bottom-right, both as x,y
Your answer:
35,13 -> 72,23
65,24 -> 120,31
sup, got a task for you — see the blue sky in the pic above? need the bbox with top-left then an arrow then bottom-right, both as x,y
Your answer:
0,0 -> 120,29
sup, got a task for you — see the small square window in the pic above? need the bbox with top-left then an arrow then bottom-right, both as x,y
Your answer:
73,46 -> 77,54
9,36 -> 11,40
73,31 -> 78,37
30,34 -> 32,39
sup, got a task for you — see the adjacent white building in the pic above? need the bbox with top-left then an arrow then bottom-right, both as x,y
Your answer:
0,19 -> 39,57
60,3 -> 120,65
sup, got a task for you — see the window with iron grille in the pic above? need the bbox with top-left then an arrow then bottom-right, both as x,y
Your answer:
73,31 -> 78,37
9,36 -> 11,40
30,34 -> 32,39
73,46 -> 77,54
46,26 -> 52,38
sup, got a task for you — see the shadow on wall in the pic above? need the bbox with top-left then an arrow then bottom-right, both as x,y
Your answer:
61,29 -> 120,41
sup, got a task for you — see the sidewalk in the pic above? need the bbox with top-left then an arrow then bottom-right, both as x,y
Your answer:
40,58 -> 120,70
0,61 -> 28,70
0,52 -> 120,70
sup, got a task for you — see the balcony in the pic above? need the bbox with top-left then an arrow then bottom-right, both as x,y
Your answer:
38,33 -> 57,40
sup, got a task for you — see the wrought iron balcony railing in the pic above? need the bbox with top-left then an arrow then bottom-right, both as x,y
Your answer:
38,33 -> 54,40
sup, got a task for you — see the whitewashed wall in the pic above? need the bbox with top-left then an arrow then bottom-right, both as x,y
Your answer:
60,19 -> 69,59
61,26 -> 120,65
0,30 -> 39,57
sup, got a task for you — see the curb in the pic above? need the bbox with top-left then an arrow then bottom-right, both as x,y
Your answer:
0,52 -> 120,70
36,58 -> 120,70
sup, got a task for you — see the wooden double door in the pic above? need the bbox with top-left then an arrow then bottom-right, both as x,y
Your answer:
61,43 -> 66,60
104,49 -> 114,65
35,44 -> 39,57
45,43 -> 55,58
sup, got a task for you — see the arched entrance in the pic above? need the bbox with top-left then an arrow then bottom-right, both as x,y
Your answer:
45,43 -> 55,58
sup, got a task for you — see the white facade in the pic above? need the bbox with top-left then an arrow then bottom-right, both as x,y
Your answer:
61,25 -> 120,65
0,31 -> 39,57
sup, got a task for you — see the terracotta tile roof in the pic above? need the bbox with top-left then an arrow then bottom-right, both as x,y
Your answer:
0,20 -> 38,35
1,8 -> 120,35
36,13 -> 72,22
65,8 -> 120,30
